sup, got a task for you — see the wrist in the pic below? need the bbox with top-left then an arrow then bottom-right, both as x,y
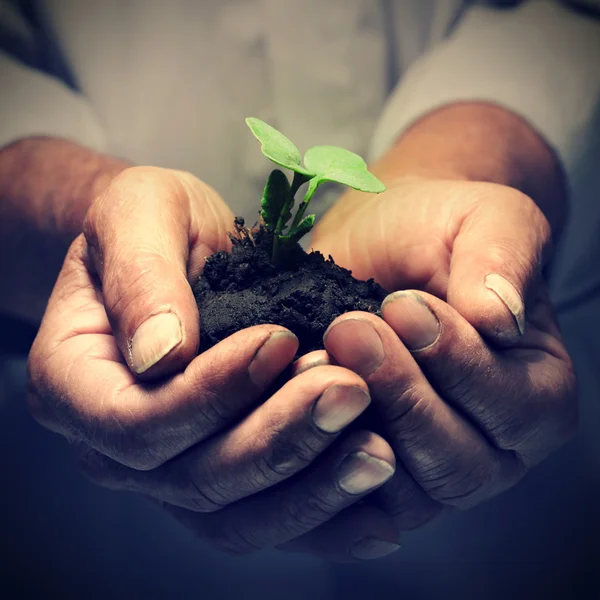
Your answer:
0,137 -> 129,242
0,137 -> 130,321
373,102 -> 567,237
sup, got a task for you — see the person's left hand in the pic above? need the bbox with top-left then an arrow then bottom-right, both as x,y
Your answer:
276,177 -> 577,561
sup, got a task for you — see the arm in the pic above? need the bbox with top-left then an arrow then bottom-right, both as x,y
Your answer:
0,137 -> 128,321
375,101 -> 567,241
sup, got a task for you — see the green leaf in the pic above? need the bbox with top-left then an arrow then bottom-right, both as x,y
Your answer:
279,214 -> 315,245
294,213 -> 315,238
246,117 -> 314,176
285,213 -> 315,245
303,145 -> 386,193
260,169 -> 290,230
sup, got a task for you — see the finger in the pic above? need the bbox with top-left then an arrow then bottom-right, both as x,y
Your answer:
374,462 -> 443,531
31,244 -> 300,470
447,189 -> 552,346
277,505 -> 400,562
292,350 -> 332,377
83,166 -> 230,380
381,290 -> 577,466
323,312 -> 521,508
161,430 -> 395,555
79,366 -> 371,509
297,348 -> 443,530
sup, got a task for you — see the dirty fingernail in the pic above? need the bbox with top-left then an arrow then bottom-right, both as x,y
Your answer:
351,538 -> 401,560
313,385 -> 371,433
382,291 -> 440,351
338,451 -> 395,495
324,319 -> 384,377
249,330 -> 299,387
484,273 -> 525,335
130,312 -> 182,374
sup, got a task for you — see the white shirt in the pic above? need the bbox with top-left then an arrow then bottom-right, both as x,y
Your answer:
1,0 -> 599,306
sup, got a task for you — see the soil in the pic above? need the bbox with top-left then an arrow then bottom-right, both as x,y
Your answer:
193,218 -> 388,356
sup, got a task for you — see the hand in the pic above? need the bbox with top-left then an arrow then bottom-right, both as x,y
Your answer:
289,180 -> 575,551
287,104 -> 577,556
312,102 -> 568,347
312,176 -> 550,346
280,284 -> 576,555
27,166 -> 397,556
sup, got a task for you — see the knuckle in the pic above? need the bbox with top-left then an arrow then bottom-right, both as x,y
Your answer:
102,257 -> 163,316
259,436 -> 320,480
385,384 -> 430,439
425,456 -> 500,508
283,489 -> 340,533
487,241 -> 536,283
184,474 -> 231,513
253,405 -> 327,482
183,369 -> 241,429
435,352 -> 488,409
83,165 -> 188,258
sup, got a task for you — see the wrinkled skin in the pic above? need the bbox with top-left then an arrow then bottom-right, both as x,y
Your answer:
27,168 -> 577,562
277,177 -> 577,557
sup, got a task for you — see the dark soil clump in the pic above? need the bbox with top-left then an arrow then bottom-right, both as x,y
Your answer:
193,218 -> 388,356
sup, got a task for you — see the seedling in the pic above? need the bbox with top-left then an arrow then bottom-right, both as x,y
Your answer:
246,117 -> 386,265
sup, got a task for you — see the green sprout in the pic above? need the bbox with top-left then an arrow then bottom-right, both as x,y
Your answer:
246,117 -> 386,264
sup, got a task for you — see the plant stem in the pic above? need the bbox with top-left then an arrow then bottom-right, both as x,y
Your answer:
272,171 -> 310,264
275,171 -> 308,235
290,177 -> 319,231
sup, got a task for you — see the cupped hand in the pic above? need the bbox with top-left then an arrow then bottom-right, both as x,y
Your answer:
27,166 -> 397,556
312,177 -> 552,346
279,175 -> 577,557
280,285 -> 576,556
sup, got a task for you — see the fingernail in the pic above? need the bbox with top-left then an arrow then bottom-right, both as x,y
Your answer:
338,451 -> 394,495
249,330 -> 298,387
351,538 -> 401,560
130,312 -> 182,374
484,273 -> 525,335
382,291 -> 440,351
323,319 -> 384,377
313,385 -> 371,433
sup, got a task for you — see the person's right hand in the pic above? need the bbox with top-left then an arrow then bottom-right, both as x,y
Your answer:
26,166 -> 397,557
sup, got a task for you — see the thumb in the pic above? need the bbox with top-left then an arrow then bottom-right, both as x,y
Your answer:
447,188 -> 552,346
84,167 -> 210,379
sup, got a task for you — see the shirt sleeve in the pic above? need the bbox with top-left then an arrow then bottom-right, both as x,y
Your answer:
369,0 -> 600,177
0,1 -> 106,151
